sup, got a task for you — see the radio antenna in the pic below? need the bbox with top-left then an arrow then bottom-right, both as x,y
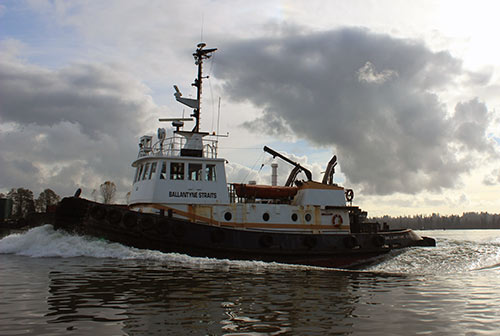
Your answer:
217,97 -> 221,136
200,13 -> 204,42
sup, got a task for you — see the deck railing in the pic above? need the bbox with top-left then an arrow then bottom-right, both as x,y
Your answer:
138,135 -> 218,159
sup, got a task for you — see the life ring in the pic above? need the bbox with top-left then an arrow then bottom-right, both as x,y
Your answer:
332,214 -> 343,228
345,189 -> 354,202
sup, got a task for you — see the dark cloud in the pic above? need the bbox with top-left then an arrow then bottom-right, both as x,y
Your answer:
0,59 -> 154,138
0,52 -> 159,197
214,27 -> 497,195
452,98 -> 492,152
0,155 -> 40,190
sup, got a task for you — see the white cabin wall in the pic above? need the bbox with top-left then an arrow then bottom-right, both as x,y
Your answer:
132,201 -> 351,232
129,179 -> 156,204
206,203 -> 350,232
293,189 -> 346,207
129,157 -> 230,206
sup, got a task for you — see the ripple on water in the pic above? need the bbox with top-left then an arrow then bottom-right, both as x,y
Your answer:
3,228 -> 500,335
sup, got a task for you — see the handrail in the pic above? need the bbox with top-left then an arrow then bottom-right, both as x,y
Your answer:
139,135 -> 219,159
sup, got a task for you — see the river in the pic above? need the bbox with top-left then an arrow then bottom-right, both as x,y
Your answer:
1,226 -> 500,335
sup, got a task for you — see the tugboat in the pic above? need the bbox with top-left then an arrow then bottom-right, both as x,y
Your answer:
55,43 -> 435,268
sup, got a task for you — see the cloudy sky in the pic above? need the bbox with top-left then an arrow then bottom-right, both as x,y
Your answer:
1,0 -> 499,216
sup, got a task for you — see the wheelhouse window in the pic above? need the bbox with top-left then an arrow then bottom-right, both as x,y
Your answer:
170,162 -> 184,180
149,162 -> 157,179
142,163 -> 151,180
159,161 -> 167,179
134,165 -> 142,183
205,164 -> 216,181
188,163 -> 203,181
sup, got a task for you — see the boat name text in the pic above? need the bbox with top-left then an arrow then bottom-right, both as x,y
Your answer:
169,191 -> 217,198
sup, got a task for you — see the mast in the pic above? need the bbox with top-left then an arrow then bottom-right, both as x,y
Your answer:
173,43 -> 217,133
191,43 -> 217,132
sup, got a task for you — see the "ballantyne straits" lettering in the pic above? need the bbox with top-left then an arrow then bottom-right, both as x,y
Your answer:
169,191 -> 217,198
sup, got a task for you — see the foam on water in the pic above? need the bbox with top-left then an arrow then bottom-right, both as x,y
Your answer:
3,226 -> 500,275
366,237 -> 500,274
0,225 -> 165,259
0,225 -> 328,272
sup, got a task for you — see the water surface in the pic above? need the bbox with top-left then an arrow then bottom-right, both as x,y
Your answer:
1,226 -> 500,335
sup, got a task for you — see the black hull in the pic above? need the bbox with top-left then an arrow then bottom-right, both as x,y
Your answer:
55,197 -> 435,269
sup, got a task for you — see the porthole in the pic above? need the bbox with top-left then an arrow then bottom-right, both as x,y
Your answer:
305,213 -> 312,222
291,213 -> 298,222
224,212 -> 232,221
262,213 -> 270,221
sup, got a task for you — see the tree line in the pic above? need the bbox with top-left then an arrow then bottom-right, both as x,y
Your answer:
0,188 -> 60,219
372,212 -> 500,230
1,181 -> 117,219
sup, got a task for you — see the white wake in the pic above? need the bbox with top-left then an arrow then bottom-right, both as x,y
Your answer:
0,225 -> 327,272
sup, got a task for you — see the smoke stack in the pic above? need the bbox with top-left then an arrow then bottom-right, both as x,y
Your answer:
271,163 -> 278,186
